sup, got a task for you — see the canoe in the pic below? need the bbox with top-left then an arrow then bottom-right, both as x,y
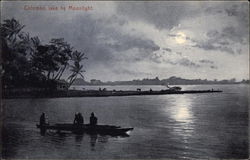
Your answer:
36,123 -> 133,135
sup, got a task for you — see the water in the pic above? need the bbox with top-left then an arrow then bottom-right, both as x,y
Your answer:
2,85 -> 249,159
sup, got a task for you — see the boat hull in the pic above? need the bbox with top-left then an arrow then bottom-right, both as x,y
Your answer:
36,123 -> 133,136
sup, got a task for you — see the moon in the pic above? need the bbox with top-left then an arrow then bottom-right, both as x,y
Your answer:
175,32 -> 186,44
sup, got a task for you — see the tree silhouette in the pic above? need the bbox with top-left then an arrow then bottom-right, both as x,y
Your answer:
1,18 -> 25,42
68,51 -> 87,87
1,18 -> 87,90
49,38 -> 72,80
1,18 -> 31,88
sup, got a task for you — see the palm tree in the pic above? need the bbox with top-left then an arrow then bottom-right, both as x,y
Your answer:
1,18 -> 25,43
49,38 -> 72,80
1,18 -> 28,88
31,38 -> 72,81
68,51 -> 87,87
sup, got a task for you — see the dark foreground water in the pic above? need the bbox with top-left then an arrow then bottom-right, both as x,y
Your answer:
2,85 -> 249,159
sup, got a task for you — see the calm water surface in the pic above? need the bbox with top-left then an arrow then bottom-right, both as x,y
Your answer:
2,85 -> 249,159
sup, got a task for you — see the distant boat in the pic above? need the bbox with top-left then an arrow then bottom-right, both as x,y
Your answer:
37,123 -> 133,136
166,84 -> 182,91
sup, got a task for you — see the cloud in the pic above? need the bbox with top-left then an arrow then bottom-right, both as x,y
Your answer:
199,60 -> 218,69
192,42 -> 235,54
106,34 -> 160,54
190,25 -> 247,55
162,47 -> 172,52
178,58 -> 201,68
116,2 -> 201,30
222,4 -> 248,44
210,65 -> 218,69
112,68 -> 151,76
168,34 -> 178,37
150,52 -> 201,68
150,50 -> 219,70
2,1 -> 249,81
199,59 -> 214,64
204,3 -> 248,31
176,52 -> 182,55
225,3 -> 249,26
204,6 -> 223,14
220,26 -> 247,45
188,3 -> 248,55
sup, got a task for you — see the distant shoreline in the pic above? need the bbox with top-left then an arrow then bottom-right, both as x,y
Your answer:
71,83 -> 249,86
72,77 -> 249,86
3,88 -> 224,99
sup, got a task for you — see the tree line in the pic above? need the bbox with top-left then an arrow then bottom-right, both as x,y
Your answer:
1,18 -> 87,90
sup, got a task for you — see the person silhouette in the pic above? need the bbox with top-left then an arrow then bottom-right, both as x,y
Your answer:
90,112 -> 97,126
78,113 -> 84,125
40,113 -> 46,125
73,113 -> 78,124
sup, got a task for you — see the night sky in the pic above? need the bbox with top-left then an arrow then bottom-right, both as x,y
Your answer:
2,1 -> 249,81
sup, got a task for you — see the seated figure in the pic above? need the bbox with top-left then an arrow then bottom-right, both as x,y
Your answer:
90,112 -> 97,126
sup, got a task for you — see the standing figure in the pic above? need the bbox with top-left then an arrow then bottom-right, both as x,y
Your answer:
90,112 -> 98,126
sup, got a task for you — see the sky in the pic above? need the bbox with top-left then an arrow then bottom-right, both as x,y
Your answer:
1,1 -> 249,81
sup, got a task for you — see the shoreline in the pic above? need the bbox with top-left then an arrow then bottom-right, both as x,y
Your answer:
3,89 -> 222,99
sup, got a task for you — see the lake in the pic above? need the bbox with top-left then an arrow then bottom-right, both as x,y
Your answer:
2,85 -> 249,159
